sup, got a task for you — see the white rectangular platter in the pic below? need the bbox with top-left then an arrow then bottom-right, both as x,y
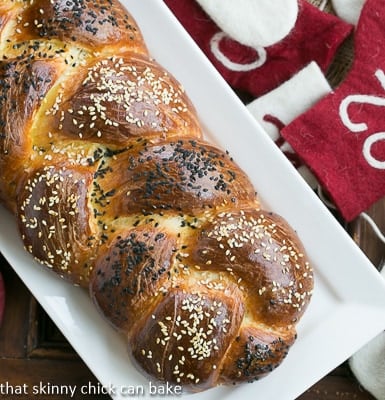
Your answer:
1,1 -> 385,399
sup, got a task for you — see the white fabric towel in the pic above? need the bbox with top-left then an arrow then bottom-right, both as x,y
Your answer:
331,0 -> 365,25
195,0 -> 299,47
246,61 -> 331,188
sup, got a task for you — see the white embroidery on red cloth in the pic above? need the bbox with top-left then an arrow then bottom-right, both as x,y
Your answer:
339,69 -> 385,170
210,32 -> 267,72
363,132 -> 385,170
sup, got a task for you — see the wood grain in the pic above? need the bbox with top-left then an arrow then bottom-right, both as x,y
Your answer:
0,257 -> 110,400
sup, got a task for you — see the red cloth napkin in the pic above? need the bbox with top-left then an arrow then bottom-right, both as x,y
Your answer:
282,0 -> 385,222
164,0 -> 352,98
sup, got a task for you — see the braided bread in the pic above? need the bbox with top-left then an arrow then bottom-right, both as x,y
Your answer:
0,0 -> 314,392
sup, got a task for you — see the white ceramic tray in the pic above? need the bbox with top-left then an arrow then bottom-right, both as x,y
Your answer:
2,1 -> 385,399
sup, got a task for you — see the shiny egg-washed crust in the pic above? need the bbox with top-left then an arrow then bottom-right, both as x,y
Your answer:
0,0 -> 314,392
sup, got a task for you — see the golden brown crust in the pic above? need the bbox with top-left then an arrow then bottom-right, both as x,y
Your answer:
0,0 -> 314,392
91,226 -> 178,331
89,205 -> 312,389
188,208 -> 313,327
0,56 -> 64,210
46,54 -> 202,146
1,0 -> 148,55
130,287 -> 245,390
17,163 -> 98,286
91,138 -> 257,220
219,326 -> 295,384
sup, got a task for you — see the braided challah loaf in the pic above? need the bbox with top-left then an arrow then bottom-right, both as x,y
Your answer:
0,0 -> 314,392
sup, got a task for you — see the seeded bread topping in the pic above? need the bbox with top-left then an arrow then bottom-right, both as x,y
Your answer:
0,0 -> 313,392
